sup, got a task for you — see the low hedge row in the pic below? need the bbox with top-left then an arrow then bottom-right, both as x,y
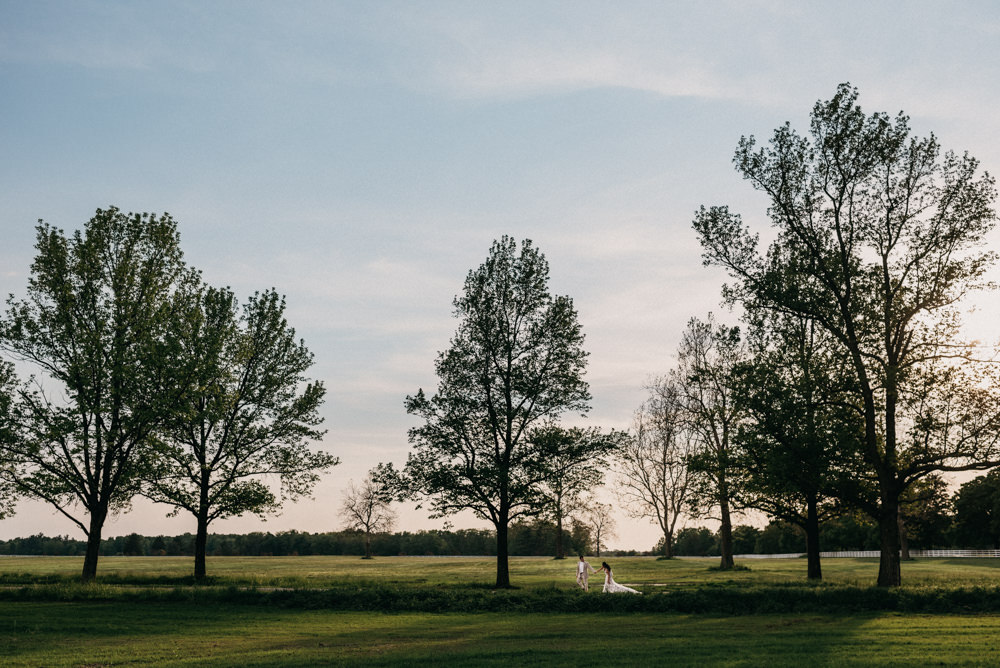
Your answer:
3,583 -> 1000,615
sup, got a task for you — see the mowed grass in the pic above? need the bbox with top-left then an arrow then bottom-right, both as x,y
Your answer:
4,553 -> 1000,588
4,556 -> 1000,666
3,601 -> 1000,667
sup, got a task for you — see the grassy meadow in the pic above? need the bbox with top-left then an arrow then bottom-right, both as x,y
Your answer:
4,555 -> 1000,665
6,553 -> 1000,588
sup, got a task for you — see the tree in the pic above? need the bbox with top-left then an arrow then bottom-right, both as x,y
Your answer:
898,474 -> 952,555
736,309 -> 871,579
401,236 -> 592,588
676,314 -> 748,570
0,361 -> 20,518
617,376 -> 695,558
144,286 -> 336,579
534,425 -> 621,559
672,526 -> 717,556
580,496 -> 616,557
694,84 -> 1000,585
340,469 -> 396,559
952,471 -> 1000,549
0,208 -> 193,581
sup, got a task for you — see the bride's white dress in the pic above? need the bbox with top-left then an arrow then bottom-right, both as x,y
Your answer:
602,569 -> 640,594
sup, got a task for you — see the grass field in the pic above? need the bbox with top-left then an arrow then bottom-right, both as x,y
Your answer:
4,602 -> 1000,666
4,555 -> 1000,666
6,553 -> 1000,588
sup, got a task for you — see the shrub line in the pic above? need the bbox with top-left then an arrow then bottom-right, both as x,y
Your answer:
2,583 -> 1000,615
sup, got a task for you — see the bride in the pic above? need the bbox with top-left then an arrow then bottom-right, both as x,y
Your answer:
598,561 -> 641,594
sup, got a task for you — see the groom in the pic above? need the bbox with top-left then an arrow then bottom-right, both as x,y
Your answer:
576,555 -> 597,591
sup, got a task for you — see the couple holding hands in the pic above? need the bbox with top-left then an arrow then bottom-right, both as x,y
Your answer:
576,555 -> 641,594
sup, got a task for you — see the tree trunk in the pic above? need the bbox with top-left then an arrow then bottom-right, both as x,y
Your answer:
877,367 -> 902,587
898,510 -> 911,561
877,492 -> 902,587
554,507 -> 565,559
364,530 -> 372,559
194,477 -> 211,580
194,509 -> 209,580
805,495 -> 822,580
81,507 -> 107,582
718,493 -> 735,570
663,529 -> 673,558
495,521 -> 511,588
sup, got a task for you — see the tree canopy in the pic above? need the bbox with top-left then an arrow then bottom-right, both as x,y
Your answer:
145,285 -> 336,579
400,236 -> 594,587
0,208 -> 195,581
694,83 -> 1000,586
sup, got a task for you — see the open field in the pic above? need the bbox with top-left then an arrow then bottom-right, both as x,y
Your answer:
4,556 -> 1000,665
4,602 -> 1000,666
6,554 -> 1000,588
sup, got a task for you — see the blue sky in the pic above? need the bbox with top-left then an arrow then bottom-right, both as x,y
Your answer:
2,1 -> 999,549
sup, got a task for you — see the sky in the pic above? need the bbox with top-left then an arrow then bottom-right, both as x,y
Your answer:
2,1 -> 1000,550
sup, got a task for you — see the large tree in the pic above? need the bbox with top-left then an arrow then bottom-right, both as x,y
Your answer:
676,314 -> 748,571
144,286 -> 336,579
618,376 -> 695,559
736,310 -> 870,579
694,83 -> 1000,585
402,236 -> 592,588
0,208 -> 193,581
534,425 -> 621,559
952,470 -> 1000,549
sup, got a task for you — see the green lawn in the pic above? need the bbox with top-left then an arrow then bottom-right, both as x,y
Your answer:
3,555 -> 1000,666
2,601 -> 1000,666
3,553 -> 1000,588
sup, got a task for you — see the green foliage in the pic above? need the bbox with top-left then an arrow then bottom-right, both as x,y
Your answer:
533,425 -> 623,558
694,83 -> 1000,586
676,314 -> 747,569
731,524 -> 761,554
736,310 -> 872,579
673,527 -> 719,556
144,284 -> 336,578
754,521 -> 806,554
0,207 -> 196,580
820,514 -> 880,551
0,361 -> 19,518
401,236 -> 592,587
953,470 -> 1000,548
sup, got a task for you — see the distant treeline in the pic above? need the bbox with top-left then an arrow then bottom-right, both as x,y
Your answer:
0,521 -> 595,558
0,511 -> 960,558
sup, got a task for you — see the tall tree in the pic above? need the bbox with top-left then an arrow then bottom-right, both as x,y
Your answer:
144,286 -> 336,579
579,496 -> 616,557
0,208 -> 193,581
897,474 -> 951,557
401,236 -> 592,588
618,376 -> 695,558
694,83 -> 1000,585
952,470 -> 1000,549
534,425 -> 621,559
677,314 -> 747,571
736,309 -> 871,579
340,468 -> 396,559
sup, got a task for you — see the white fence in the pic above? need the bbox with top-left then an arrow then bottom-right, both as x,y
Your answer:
726,549 -> 1000,559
